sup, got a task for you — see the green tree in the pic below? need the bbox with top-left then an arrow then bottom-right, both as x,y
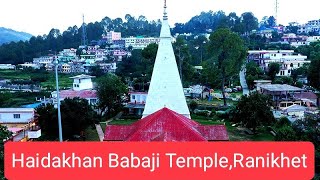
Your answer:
0,125 -> 12,179
274,117 -> 291,128
267,16 -> 276,27
90,65 -> 104,78
245,61 -> 265,89
36,98 -> 95,140
274,76 -> 294,85
141,43 -> 158,78
207,28 -> 247,106
241,12 -> 259,35
173,36 -> 195,85
36,104 -> 58,140
291,64 -> 309,83
189,100 -> 198,113
60,98 -> 95,138
308,59 -> 320,89
267,62 -> 280,81
274,125 -> 298,141
96,74 -> 127,118
233,92 -> 275,133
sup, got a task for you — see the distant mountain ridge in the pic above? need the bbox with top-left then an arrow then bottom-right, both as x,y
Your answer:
0,27 -> 33,45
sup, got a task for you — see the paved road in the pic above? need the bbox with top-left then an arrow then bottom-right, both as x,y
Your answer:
95,124 -> 104,142
13,130 -> 29,142
239,66 -> 249,96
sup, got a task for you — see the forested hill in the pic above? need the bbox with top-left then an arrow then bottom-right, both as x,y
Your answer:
0,11 -> 262,64
0,27 -> 32,45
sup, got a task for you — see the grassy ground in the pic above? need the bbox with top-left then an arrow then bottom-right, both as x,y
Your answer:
100,122 -> 107,132
84,125 -> 100,141
0,69 -> 32,79
0,69 -> 73,89
108,119 -> 139,125
192,115 -> 274,141
0,91 -> 51,108
40,74 -> 73,90
189,96 -> 239,107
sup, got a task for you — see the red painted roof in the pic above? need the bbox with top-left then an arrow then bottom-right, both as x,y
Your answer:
59,90 -> 97,99
104,108 -> 229,142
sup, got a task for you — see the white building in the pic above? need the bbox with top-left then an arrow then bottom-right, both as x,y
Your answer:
126,92 -> 148,116
248,50 -> 310,76
18,62 -> 40,69
0,108 -> 34,125
306,36 -> 320,43
61,63 -> 71,73
0,64 -> 15,70
123,36 -> 160,49
51,74 -> 98,106
290,41 -> 309,47
71,74 -> 94,91
59,48 -> 77,57
33,56 -> 54,65
298,19 -> 320,34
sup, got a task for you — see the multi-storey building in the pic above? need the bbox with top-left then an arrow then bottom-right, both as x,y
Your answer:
298,19 -> 320,35
99,63 -> 117,73
123,36 -> 160,49
248,50 -> 310,76
103,31 -> 121,44
33,56 -> 54,66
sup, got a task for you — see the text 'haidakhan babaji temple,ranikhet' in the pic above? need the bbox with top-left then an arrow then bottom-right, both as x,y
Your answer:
103,1 -> 229,142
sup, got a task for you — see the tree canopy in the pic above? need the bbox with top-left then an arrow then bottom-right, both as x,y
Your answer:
36,98 -> 96,140
267,62 -> 281,81
245,61 -> 265,89
232,92 -> 275,133
0,126 -> 12,179
96,74 -> 127,118
206,28 -> 247,106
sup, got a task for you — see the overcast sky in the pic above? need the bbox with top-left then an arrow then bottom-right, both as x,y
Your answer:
1,0 -> 319,36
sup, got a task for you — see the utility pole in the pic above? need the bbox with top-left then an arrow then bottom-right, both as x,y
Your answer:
275,0 -> 279,25
54,53 -> 63,142
82,14 -> 87,46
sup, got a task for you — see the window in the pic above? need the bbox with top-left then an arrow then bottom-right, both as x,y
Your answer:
13,114 -> 21,119
90,99 -> 97,104
280,103 -> 286,107
132,95 -> 135,100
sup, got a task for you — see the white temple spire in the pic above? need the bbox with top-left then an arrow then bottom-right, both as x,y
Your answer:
142,1 -> 190,118
163,0 -> 168,20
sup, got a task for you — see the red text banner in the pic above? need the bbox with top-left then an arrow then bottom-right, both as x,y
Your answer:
5,142 -> 314,180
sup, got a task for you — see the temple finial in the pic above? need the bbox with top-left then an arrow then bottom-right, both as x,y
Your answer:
163,0 -> 168,20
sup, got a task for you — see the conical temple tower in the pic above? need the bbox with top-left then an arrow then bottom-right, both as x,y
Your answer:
142,0 -> 190,118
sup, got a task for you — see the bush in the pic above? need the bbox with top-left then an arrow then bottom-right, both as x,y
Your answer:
31,74 -> 49,83
274,117 -> 291,128
189,100 -> 198,113
194,109 -> 211,117
274,125 -> 297,141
